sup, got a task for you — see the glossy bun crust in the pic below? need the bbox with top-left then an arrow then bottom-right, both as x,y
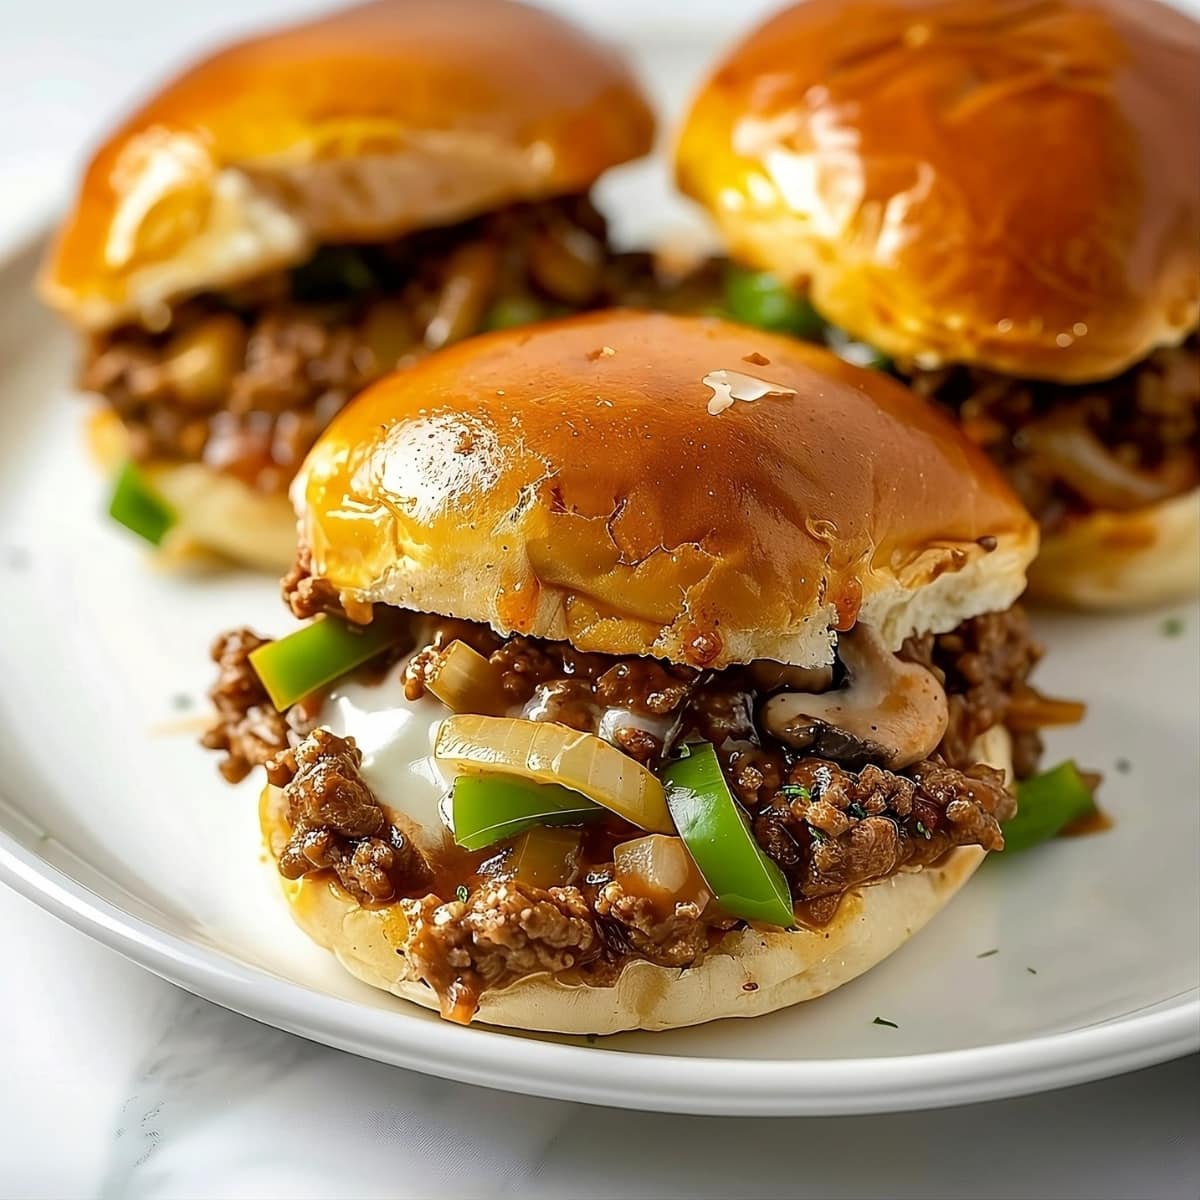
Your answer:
295,310 -> 1036,668
677,0 -> 1200,383
40,0 -> 654,331
262,728 -> 1011,1033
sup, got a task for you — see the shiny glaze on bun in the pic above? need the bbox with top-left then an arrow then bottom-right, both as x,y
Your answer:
677,0 -> 1200,382
41,0 -> 654,330
295,310 -> 1037,668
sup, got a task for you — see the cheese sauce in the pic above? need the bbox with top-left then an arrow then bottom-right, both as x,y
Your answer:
321,674 -> 448,849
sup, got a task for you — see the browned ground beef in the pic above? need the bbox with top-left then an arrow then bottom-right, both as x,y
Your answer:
265,729 -> 431,905
210,570 -> 1079,1015
199,628 -> 318,782
81,196 -> 716,491
400,882 -> 601,1021
754,758 -> 1013,907
906,337 -> 1199,531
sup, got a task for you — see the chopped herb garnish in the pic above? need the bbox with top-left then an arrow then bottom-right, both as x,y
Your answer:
455,885 -> 469,903
1161,616 -> 1185,637
1026,966 -> 1038,975
977,948 -> 999,958
873,1016 -> 899,1029
846,802 -> 867,820
915,820 -> 932,840
778,783 -> 811,801
809,826 -> 827,843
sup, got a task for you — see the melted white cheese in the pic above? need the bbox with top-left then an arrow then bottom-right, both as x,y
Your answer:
318,676 -> 679,847
320,675 -> 448,848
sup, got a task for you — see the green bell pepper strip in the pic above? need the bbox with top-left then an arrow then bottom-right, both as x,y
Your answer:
663,743 -> 796,927
249,616 -> 404,711
107,462 -> 176,546
722,266 -> 825,339
1002,761 -> 1096,853
450,775 -> 602,852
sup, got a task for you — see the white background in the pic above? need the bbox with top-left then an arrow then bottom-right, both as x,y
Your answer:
1,2 -> 1198,1197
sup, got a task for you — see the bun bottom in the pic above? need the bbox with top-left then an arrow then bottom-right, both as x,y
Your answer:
261,728 -> 1012,1034
1028,489 -> 1199,610
88,408 -> 295,572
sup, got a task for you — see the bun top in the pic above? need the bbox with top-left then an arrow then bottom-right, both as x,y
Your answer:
676,0 -> 1200,383
40,0 -> 654,331
294,310 -> 1036,668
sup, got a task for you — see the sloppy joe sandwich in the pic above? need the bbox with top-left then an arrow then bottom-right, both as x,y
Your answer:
203,309 -> 1086,1032
39,0 -> 657,568
677,0 -> 1200,608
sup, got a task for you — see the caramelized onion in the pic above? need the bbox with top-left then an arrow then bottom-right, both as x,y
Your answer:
434,715 -> 672,833
1004,693 -> 1087,732
1022,413 -> 1191,511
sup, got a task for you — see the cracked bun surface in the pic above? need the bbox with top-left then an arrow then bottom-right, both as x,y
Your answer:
676,0 -> 1200,383
293,310 -> 1038,668
40,0 -> 655,331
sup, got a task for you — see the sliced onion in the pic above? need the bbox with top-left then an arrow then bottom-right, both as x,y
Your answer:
509,827 -> 584,890
1023,414 -> 1183,511
434,715 -> 672,833
425,640 -> 509,716
614,834 -> 710,913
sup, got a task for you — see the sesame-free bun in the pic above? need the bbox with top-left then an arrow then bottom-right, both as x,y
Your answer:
262,727 -> 1011,1033
294,310 -> 1037,668
39,0 -> 654,332
1028,488 -> 1200,609
88,409 -> 295,571
676,0 -> 1200,383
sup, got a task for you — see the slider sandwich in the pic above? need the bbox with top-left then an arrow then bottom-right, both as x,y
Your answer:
203,310 -> 1087,1031
39,0 -> 657,567
677,0 -> 1200,607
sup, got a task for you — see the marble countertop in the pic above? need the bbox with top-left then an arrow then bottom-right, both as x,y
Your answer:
2,882 -> 1197,1199
2,3 -> 1198,1196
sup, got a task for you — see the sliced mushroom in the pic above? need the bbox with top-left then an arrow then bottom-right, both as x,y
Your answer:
762,626 -> 948,769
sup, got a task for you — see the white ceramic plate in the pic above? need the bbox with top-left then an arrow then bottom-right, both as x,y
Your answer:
2,229 -> 1197,1114
3,20 -> 1199,1109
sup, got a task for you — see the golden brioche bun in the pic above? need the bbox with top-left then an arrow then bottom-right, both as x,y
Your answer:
40,0 -> 654,331
676,0 -> 1200,383
88,408 -> 294,571
261,727 -> 1011,1033
1028,488 -> 1200,608
294,310 -> 1037,669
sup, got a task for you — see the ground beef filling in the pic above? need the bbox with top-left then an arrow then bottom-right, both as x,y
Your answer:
206,598 -> 1064,1016
906,337 -> 1199,532
82,196 -> 709,492
265,729 -> 431,906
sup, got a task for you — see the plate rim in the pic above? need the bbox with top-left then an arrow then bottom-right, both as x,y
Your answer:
2,829 -> 1196,1116
3,228 -> 1197,1116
